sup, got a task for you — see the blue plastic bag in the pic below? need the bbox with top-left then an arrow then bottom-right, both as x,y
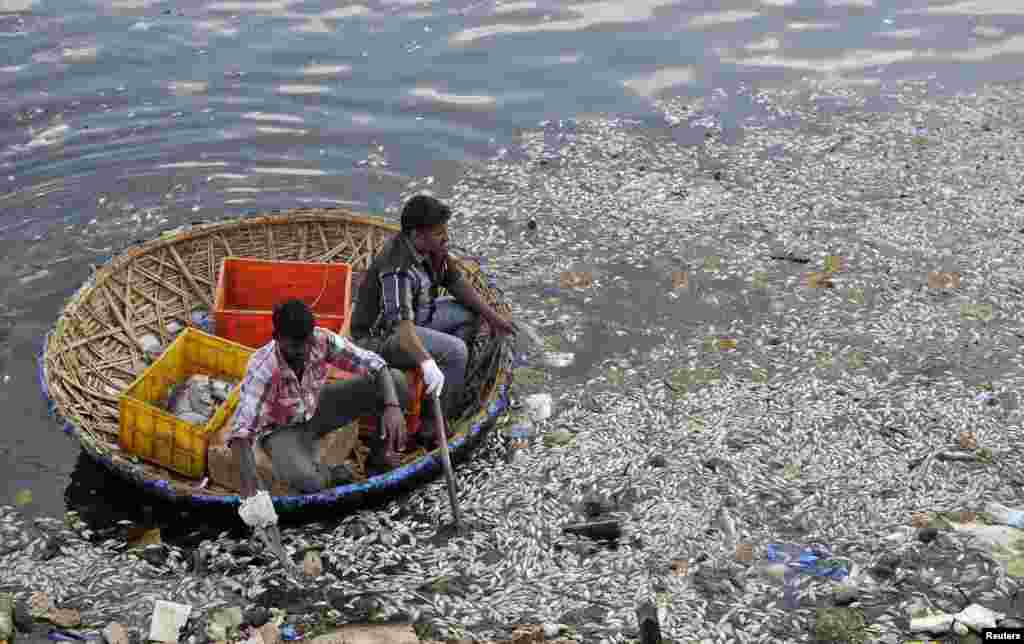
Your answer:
280,625 -> 302,641
767,543 -> 851,609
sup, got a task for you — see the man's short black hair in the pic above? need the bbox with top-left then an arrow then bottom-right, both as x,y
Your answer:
400,194 -> 451,233
272,298 -> 315,341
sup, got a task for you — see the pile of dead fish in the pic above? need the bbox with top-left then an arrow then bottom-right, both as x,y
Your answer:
5,77 -> 1024,643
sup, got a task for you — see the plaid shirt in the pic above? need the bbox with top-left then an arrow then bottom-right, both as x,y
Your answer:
228,327 -> 386,445
350,233 -> 464,340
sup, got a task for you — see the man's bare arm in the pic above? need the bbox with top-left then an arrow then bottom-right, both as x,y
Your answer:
232,438 -> 265,498
449,279 -> 502,325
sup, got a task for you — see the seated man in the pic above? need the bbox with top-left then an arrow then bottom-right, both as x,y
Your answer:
228,298 -> 412,505
350,194 -> 515,447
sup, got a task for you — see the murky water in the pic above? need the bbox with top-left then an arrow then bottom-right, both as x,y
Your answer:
4,0 -> 1024,520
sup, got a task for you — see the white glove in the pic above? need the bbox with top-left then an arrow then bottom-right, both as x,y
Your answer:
238,490 -> 278,528
419,358 -> 445,397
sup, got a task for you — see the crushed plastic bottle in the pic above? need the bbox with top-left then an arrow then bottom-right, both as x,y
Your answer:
765,543 -> 851,609
523,393 -> 553,422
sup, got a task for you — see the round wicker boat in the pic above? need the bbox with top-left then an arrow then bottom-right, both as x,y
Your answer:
38,208 -> 514,515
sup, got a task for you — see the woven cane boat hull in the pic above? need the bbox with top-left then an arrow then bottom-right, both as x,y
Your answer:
38,209 -> 514,514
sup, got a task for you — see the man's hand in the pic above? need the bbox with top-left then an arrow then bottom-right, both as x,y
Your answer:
238,490 -> 278,528
381,405 -> 407,451
420,358 -> 445,396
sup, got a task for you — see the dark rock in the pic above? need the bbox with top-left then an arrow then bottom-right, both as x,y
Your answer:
190,548 -> 206,574
527,219 -> 537,231
562,520 -> 621,541
580,494 -> 611,519
832,585 -> 860,607
39,535 -> 63,561
701,457 -> 728,473
713,171 -> 723,181
345,522 -> 370,539
635,601 -> 662,644
691,564 -> 740,599
916,527 -> 939,544
141,544 -> 169,567
647,454 -> 667,468
870,552 -> 900,579
243,607 -> 270,628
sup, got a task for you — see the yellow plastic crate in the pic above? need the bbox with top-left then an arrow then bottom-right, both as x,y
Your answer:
119,328 -> 254,479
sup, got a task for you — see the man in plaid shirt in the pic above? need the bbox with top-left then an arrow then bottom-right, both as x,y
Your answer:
228,298 -> 413,507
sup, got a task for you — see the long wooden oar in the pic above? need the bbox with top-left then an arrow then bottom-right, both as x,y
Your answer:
254,523 -> 299,578
431,393 -> 464,532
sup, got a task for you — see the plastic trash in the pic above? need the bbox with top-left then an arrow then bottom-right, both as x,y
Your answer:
909,611 -> 954,634
190,309 -> 211,331
206,607 -> 243,641
975,391 -> 997,405
523,393 -> 553,422
148,600 -> 192,644
984,501 -> 1024,528
766,543 -> 851,609
505,421 -> 536,449
541,351 -> 575,368
0,593 -> 14,642
280,625 -> 301,641
955,603 -> 1002,631
139,333 -> 162,357
47,631 -> 89,642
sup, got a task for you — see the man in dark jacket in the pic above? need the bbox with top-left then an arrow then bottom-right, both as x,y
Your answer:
350,194 -> 515,449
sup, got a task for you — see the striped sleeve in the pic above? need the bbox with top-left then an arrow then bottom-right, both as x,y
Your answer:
322,328 -> 386,376
228,352 -> 274,444
379,269 -> 415,325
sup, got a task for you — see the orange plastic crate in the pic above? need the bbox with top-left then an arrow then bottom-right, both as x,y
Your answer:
214,257 -> 353,349
119,328 -> 255,479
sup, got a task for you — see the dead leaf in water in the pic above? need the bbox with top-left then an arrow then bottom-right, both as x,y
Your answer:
960,302 -> 994,322
845,287 -> 865,305
559,271 -> 593,289
735,543 -> 754,563
928,271 -> 960,289
816,351 -> 834,369
717,337 -> 737,351
823,255 -> 844,273
670,270 -> 689,290
127,526 -> 162,549
805,272 -> 834,289
14,489 -> 32,506
958,431 -> 978,450
847,351 -> 866,369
